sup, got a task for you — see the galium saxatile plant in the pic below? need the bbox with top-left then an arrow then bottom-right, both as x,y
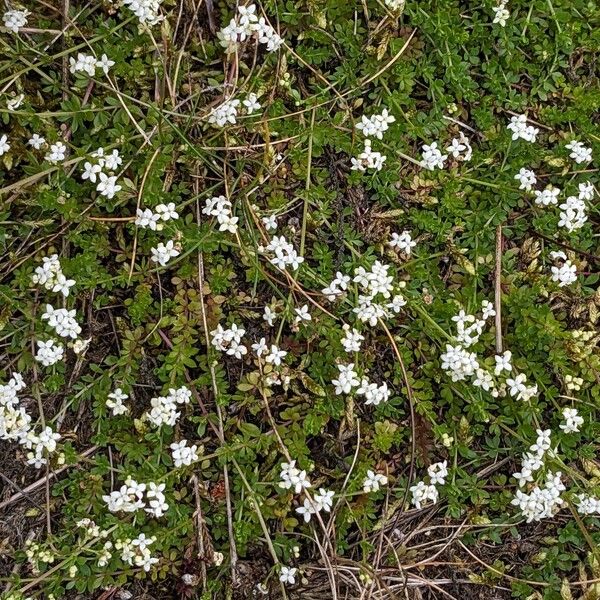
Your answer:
1,0 -> 599,597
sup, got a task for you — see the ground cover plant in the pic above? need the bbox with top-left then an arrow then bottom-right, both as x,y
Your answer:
0,0 -> 600,598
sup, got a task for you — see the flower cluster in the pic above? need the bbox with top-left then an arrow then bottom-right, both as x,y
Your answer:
507,114 -> 539,143
351,106 -> 396,172
41,304 -> 82,339
121,0 -> 163,25
550,252 -> 577,287
512,471 -> 565,523
35,339 -> 64,367
217,4 -> 284,54
356,377 -> 390,406
45,140 -> 67,163
389,230 -> 416,255
211,322 -> 247,359
1,373 -> 63,469
115,534 -> 159,571
102,477 -> 169,518
263,235 -> 304,270
492,0 -> 510,26
135,202 -> 179,230
351,138 -> 387,172
81,147 -> 123,199
420,133 -> 473,170
355,108 -> 395,140
106,388 -> 129,416
32,254 -> 75,297
559,407 -> 583,434
340,325 -> 364,353
410,461 -> 448,509
321,271 -> 351,301
170,439 -> 200,467
576,495 -> 600,516
352,261 -> 406,325
207,92 -> 263,127
440,301 -> 540,404
2,8 -> 29,33
279,460 -> 311,493
143,385 -> 191,427
566,140 -> 592,164
362,470 -> 388,493
203,195 -> 238,233
296,488 -> 334,523
69,53 -> 114,77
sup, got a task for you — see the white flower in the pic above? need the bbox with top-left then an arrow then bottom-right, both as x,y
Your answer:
210,323 -> 247,359
243,92 -> 261,114
389,230 -> 416,255
263,305 -> 276,326
551,260 -> 577,287
35,340 -> 64,367
446,132 -> 472,161
106,388 -> 129,416
279,566 -> 297,585
351,139 -> 387,172
355,108 -> 395,140
514,168 -> 537,191
356,377 -> 391,406
251,337 -> 268,357
203,195 -> 238,233
41,304 -> 81,339
262,215 -> 278,231
578,182 -> 594,201
362,470 -> 388,493
266,344 -> 287,366
96,54 -> 115,75
28,134 -> 46,150
506,373 -> 527,399
481,300 -> 496,320
135,208 -> 161,230
314,488 -> 334,512
102,149 -> 123,171
7,93 -> 24,111
265,235 -> 304,270
3,9 -> 30,33
560,407 -> 583,434
494,350 -> 512,375
558,196 -> 587,232
96,173 -> 122,199
294,305 -> 311,325
0,134 -> 9,156
69,53 -> 98,77
81,161 -> 102,183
